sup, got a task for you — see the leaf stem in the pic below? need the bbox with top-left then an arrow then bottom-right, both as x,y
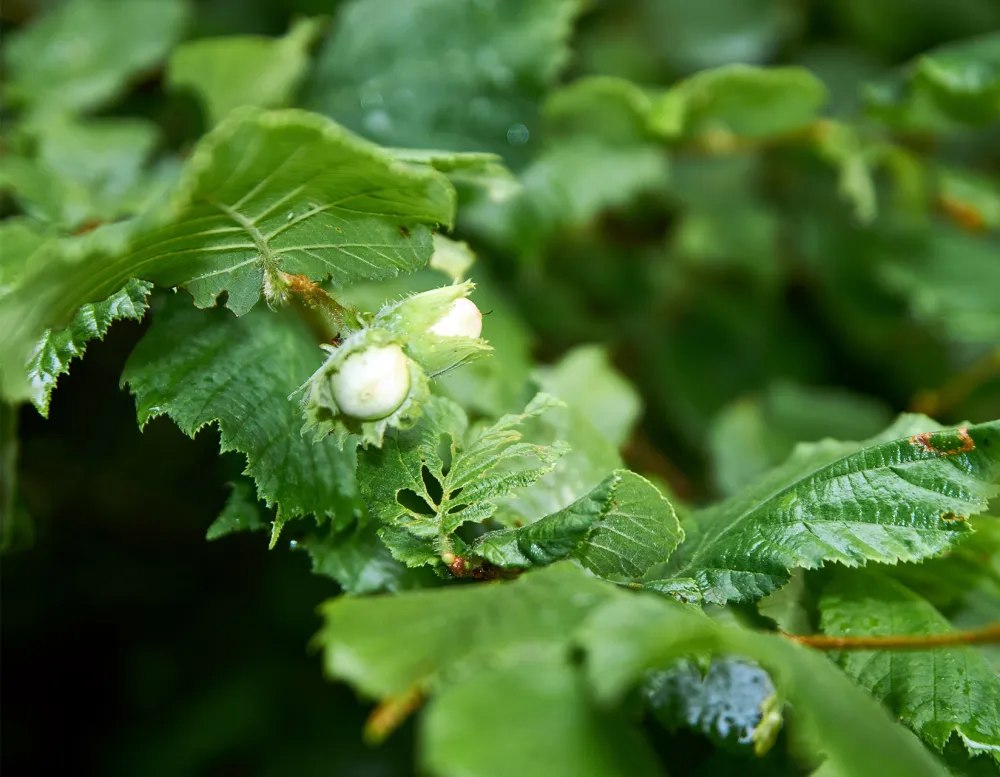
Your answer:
785,622 -> 1000,651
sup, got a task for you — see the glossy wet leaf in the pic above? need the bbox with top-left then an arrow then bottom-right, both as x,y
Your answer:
820,569 -> 1000,761
206,479 -> 266,541
676,416 -> 999,604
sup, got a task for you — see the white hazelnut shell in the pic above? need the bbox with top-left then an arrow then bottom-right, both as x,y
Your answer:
332,344 -> 411,420
429,297 -> 483,339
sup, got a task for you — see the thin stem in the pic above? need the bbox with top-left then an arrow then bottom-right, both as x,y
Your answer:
785,623 -> 1000,651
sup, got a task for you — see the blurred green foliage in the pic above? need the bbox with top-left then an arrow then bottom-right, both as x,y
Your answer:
3,0 -> 1000,775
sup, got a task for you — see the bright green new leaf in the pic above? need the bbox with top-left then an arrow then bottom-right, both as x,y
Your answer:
29,278 -> 152,417
121,298 -> 359,524
0,219 -> 54,299
304,0 -> 586,157
866,32 -> 1000,128
676,416 -> 999,604
3,0 -> 189,115
651,64 -> 828,140
472,469 -> 683,579
167,18 -> 323,126
357,393 -> 567,560
422,659 -> 666,777
819,570 -> 1000,761
578,593 -> 949,777
206,479 -> 266,541
938,166 -> 1000,232
315,563 -> 616,698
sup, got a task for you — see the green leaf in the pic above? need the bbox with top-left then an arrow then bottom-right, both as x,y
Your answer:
651,65 -> 828,140
389,149 -> 519,203
301,520 -> 426,595
315,563 -> 616,698
0,219 -> 54,299
422,659 -> 666,777
0,117 -> 161,231
121,297 -> 359,523
303,0 -> 586,157
357,393 -> 567,558
167,18 -> 324,127
865,33 -> 1000,128
645,657 -> 776,749
709,381 -> 892,497
878,225 -> 1000,346
819,569 -> 1000,761
472,470 -> 683,579
535,345 -> 642,448
544,76 -> 656,145
28,278 -> 152,417
206,479 -> 266,541
0,109 -> 456,402
467,139 -> 670,248
3,0 -> 189,115
677,416 -> 999,604
578,593 -> 949,777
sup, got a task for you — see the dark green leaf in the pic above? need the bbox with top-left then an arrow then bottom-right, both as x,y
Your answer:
819,569 -> 1000,760
206,479 -> 266,541
122,297 -> 359,523
677,416 -> 998,604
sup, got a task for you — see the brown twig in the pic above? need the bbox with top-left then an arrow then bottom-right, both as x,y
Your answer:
785,623 -> 1000,651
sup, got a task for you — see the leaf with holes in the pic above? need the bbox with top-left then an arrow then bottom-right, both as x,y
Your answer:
820,569 -> 1000,762
673,415 -> 1000,604
471,469 -> 682,580
357,393 -> 568,563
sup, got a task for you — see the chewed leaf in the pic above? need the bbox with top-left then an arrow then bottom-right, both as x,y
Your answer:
358,394 -> 568,564
676,416 -> 1000,604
